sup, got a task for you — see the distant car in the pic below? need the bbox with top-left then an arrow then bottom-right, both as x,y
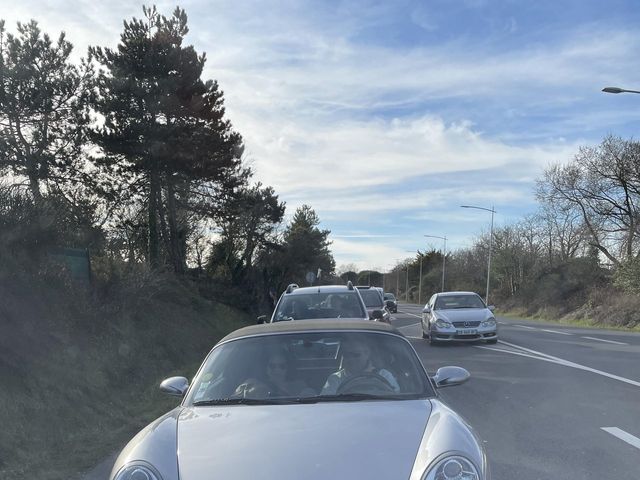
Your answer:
383,292 -> 398,313
265,282 -> 369,322
421,291 -> 498,345
109,321 -> 489,480
355,286 -> 391,322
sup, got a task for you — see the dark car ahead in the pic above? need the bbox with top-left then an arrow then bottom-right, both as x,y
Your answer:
383,292 -> 398,313
265,283 -> 369,323
356,286 -> 391,323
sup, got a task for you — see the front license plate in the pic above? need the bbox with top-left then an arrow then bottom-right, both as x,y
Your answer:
457,329 -> 477,335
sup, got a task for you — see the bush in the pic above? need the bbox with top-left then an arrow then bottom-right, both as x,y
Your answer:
0,186 -> 103,273
613,258 -> 640,294
508,257 -> 608,315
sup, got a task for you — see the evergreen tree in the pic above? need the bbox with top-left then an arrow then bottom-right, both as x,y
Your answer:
281,205 -> 335,285
90,6 -> 243,271
210,182 -> 285,282
0,20 -> 92,201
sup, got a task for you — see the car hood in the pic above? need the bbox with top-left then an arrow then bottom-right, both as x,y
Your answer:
177,400 -> 432,480
435,308 -> 491,322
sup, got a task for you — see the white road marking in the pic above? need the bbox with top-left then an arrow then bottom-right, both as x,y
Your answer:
396,322 -> 421,330
475,345 -> 558,362
601,427 -> 640,450
488,340 -> 640,388
398,310 -> 422,318
582,336 -> 628,345
539,328 -> 573,336
513,324 -> 572,335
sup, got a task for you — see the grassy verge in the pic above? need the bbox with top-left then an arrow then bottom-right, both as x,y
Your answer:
498,309 -> 640,332
0,273 -> 252,480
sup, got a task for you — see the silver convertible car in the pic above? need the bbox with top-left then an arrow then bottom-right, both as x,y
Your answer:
110,321 -> 489,480
421,292 -> 498,345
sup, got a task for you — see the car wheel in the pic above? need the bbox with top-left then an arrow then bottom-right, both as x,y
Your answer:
486,338 -> 498,344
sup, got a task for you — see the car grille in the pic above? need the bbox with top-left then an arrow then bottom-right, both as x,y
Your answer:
452,321 -> 481,328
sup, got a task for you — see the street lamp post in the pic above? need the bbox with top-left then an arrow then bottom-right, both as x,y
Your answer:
461,205 -> 496,305
424,234 -> 447,292
602,86 -> 640,95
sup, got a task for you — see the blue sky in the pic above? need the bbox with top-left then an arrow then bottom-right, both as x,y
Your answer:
4,0 -> 640,270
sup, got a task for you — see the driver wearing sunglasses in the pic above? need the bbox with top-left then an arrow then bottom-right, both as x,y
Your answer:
321,340 -> 400,395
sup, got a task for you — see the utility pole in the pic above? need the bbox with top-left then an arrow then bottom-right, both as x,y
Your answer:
405,265 -> 409,302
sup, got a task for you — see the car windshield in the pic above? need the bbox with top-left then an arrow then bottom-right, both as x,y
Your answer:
359,289 -> 383,307
384,293 -> 395,301
186,332 -> 433,405
273,292 -> 366,321
435,295 -> 485,309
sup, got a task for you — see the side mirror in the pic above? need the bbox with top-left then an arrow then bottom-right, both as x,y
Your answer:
371,309 -> 384,320
422,306 -> 431,314
257,315 -> 267,324
431,366 -> 470,388
487,305 -> 495,312
160,376 -> 189,397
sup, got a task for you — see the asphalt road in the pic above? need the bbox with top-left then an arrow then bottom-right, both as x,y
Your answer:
392,303 -> 640,480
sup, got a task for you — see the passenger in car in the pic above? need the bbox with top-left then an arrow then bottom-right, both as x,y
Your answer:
234,347 -> 315,398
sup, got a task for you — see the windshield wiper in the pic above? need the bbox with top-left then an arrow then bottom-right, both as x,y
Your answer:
313,393 -> 407,403
193,398 -> 290,406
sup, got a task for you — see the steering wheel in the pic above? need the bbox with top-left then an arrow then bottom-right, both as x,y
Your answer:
336,372 -> 394,394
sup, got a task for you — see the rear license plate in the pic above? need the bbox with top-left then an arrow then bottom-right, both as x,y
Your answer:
457,329 -> 477,335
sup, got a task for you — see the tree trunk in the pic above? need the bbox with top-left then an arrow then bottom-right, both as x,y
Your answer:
148,168 -> 161,268
166,174 -> 185,274
26,156 -> 42,203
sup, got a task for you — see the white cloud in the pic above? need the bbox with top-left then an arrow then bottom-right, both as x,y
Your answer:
331,237 -> 410,271
237,114 -> 579,197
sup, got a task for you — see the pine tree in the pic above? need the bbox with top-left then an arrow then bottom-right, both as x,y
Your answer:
90,6 -> 243,271
281,205 -> 336,285
0,20 -> 92,201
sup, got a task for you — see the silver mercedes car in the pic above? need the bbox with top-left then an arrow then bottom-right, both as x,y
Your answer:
421,291 -> 498,345
110,321 -> 489,480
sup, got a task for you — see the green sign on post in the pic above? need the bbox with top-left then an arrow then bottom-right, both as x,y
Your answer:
49,247 -> 91,283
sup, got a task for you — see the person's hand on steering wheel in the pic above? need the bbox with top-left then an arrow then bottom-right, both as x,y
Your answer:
336,372 -> 394,394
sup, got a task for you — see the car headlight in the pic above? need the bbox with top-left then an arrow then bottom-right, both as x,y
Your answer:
423,455 -> 480,480
435,319 -> 452,328
481,318 -> 496,327
113,462 -> 163,480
